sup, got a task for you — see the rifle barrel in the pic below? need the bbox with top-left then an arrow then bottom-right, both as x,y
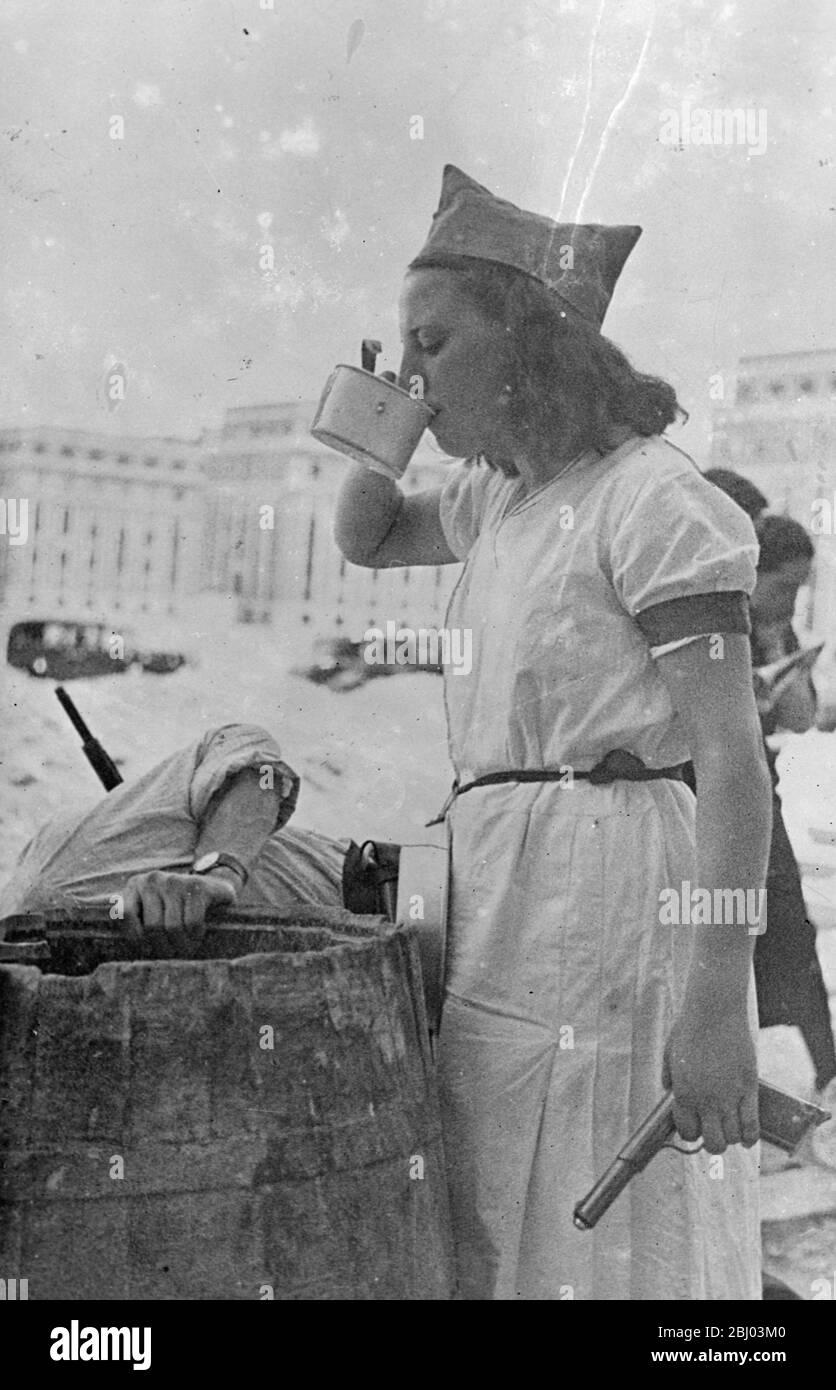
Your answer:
54,686 -> 124,791
55,685 -> 92,742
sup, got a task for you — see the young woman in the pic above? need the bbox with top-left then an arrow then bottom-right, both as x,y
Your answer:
335,165 -> 773,1299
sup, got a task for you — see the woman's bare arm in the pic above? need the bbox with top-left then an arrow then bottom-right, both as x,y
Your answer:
333,464 -> 458,568
655,632 -> 773,1152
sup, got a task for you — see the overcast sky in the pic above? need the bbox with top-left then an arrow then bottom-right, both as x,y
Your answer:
2,0 -> 834,458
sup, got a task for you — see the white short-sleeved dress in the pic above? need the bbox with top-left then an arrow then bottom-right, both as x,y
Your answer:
435,432 -> 762,1301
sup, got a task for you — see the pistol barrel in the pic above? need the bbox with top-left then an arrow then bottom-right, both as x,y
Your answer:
573,1094 -> 676,1231
573,1156 -> 640,1230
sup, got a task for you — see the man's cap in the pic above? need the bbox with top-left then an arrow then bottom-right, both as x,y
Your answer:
408,164 -> 642,329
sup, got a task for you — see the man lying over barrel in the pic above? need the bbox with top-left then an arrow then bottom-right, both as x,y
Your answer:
0,723 -> 392,933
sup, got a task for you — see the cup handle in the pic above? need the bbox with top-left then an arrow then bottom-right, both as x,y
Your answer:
361,339 -> 382,373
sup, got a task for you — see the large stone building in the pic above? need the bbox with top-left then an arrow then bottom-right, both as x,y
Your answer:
710,349 -> 836,644
0,407 -> 458,646
5,362 -> 834,655
0,427 -> 204,635
200,401 -> 456,634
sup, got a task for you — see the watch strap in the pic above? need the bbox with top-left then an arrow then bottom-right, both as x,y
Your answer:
191,851 -> 249,888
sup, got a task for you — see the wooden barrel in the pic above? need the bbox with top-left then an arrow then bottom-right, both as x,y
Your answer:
0,906 -> 455,1300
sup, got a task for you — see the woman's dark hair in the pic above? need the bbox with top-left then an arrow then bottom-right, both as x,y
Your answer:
406,252 -> 685,475
703,468 -> 768,521
754,514 -> 815,574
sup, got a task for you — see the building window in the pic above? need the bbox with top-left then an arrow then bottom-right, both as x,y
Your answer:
118,453 -> 131,464
88,448 -> 105,460
173,459 -> 186,470
33,442 -> 46,454
799,378 -> 815,394
60,445 -> 75,457
768,381 -> 786,397
144,456 -> 158,468
737,382 -> 754,402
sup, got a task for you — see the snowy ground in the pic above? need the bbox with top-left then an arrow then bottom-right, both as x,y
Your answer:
0,601 -> 455,880
2,598 -> 835,1297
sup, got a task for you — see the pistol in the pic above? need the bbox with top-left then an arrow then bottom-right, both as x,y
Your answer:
55,685 -> 124,792
573,1081 -> 830,1231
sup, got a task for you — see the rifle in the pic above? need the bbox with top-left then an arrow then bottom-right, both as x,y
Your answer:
753,643 -> 823,716
55,685 -> 124,792
573,1081 -> 831,1231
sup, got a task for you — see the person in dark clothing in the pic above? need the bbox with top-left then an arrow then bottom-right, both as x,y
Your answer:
703,469 -> 768,523
748,517 -> 836,1102
693,478 -> 836,1159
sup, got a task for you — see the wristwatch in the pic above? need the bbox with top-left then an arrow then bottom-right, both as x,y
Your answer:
191,851 -> 249,889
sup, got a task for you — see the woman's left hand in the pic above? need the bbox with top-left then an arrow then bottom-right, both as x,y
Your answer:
662,1004 -> 760,1154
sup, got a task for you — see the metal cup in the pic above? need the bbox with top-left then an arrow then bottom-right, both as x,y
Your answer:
310,365 -> 435,479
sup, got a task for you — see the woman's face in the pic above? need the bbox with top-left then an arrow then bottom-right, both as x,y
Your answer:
751,557 -> 811,626
397,269 -> 516,459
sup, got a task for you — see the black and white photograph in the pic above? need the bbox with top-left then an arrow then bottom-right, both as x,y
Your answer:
1,0 -> 835,1338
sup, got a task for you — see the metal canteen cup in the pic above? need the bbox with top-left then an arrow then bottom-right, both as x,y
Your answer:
310,365 -> 435,479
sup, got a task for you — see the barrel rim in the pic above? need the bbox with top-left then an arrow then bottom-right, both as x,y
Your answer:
0,908 -> 420,980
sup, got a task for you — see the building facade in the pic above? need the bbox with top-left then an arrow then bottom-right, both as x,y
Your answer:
0,408 -> 459,646
710,349 -> 836,644
0,428 -> 204,636
200,401 -> 458,636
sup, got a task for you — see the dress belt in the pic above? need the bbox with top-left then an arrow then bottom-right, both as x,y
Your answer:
426,748 -> 687,826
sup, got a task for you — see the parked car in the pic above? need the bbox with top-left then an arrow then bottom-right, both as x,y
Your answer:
133,647 -> 188,675
293,632 -> 444,692
294,636 -> 386,692
6,619 -> 187,681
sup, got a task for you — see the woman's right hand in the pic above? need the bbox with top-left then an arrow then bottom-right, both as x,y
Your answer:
663,1003 -> 760,1154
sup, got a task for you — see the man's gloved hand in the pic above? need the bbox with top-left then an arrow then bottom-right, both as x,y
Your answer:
122,869 -> 238,936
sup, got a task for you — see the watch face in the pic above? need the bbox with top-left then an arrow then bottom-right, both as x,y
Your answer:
193,851 -> 221,874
